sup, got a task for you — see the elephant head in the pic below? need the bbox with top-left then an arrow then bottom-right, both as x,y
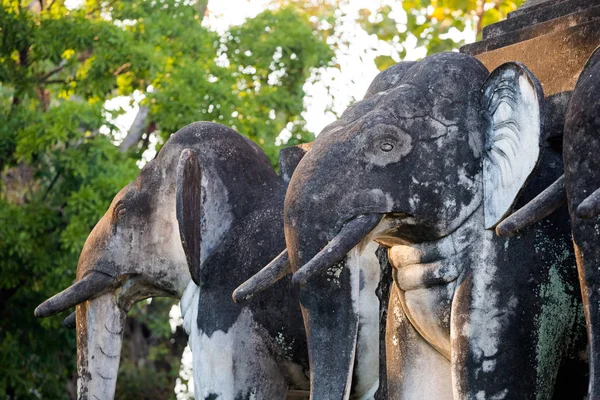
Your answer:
239,53 -> 584,398
35,122 -> 310,399
35,127 -> 193,399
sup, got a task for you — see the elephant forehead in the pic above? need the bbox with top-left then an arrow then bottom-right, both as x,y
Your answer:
384,84 -> 470,128
351,114 -> 459,146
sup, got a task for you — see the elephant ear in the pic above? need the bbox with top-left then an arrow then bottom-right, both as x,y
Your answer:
278,143 -> 312,184
176,149 -> 203,284
482,62 -> 544,229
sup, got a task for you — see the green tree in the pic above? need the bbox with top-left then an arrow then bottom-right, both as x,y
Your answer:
0,0 -> 333,398
358,0 -> 524,70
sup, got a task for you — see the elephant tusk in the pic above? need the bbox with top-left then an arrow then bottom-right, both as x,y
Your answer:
495,174 -> 565,237
63,311 -> 76,329
232,249 -> 290,303
34,271 -> 114,318
576,186 -> 600,219
292,214 -> 382,287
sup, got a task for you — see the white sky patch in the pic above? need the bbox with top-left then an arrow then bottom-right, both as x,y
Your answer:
64,0 -> 83,10
202,0 -> 272,34
100,90 -> 145,142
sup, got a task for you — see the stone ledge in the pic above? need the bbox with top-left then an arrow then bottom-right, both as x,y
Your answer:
463,19 -> 600,96
462,4 -> 600,55
508,0 -> 570,19
482,0 -> 596,39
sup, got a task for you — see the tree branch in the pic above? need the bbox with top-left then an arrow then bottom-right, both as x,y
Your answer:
43,79 -> 67,84
119,106 -> 150,152
112,62 -> 131,77
43,168 -> 62,200
27,0 -> 45,13
39,59 -> 67,82
195,0 -> 208,22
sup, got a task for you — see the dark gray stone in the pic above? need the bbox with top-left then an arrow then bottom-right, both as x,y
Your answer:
563,47 -> 600,400
36,122 -> 313,399
482,0 -> 597,40
279,52 -> 585,399
509,0 -> 571,18
463,4 -> 600,55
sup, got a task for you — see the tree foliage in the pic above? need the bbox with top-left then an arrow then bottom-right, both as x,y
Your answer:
0,0 -> 333,398
358,0 -> 524,70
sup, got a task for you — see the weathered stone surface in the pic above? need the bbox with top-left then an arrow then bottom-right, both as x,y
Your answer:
464,4 -> 600,54
482,0 -> 597,40
522,0 -> 559,7
277,52 -> 585,399
463,20 -> 600,96
461,0 -> 600,97
511,0 -> 571,17
563,47 -> 600,400
37,122 -> 315,400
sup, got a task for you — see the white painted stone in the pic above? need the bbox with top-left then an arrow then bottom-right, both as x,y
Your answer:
78,293 -> 125,400
349,241 -> 382,400
483,67 -> 542,229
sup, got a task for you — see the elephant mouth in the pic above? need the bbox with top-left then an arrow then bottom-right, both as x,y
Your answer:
291,214 -> 383,286
335,208 -> 453,248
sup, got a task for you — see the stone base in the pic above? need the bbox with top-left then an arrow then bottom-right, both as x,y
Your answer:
461,0 -> 600,96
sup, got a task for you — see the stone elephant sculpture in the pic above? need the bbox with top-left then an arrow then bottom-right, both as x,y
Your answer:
35,122 -> 316,399
239,53 -> 587,399
497,47 -> 600,400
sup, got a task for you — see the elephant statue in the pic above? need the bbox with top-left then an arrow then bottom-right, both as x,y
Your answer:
497,46 -> 600,400
35,122 -> 317,399
237,53 -> 587,398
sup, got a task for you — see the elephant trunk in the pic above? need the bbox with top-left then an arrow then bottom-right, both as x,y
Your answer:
76,293 -> 125,400
290,215 -> 381,399
34,215 -> 124,400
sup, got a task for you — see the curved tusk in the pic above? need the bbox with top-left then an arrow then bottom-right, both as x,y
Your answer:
496,175 -> 565,237
292,214 -> 382,287
577,186 -> 600,219
34,271 -> 114,318
232,249 -> 290,304
63,311 -> 76,329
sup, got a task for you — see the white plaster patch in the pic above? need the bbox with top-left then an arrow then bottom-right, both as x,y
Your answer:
368,189 -> 394,212
462,228 -> 503,362
349,241 -> 381,399
188,307 -> 287,399
80,293 -> 126,400
180,281 -> 199,336
387,285 -> 453,400
457,165 -> 476,191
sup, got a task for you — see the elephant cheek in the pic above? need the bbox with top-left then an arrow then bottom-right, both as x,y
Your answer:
76,293 -> 125,400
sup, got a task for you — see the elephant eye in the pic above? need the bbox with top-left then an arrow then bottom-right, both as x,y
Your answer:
114,202 -> 127,220
380,143 -> 394,152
